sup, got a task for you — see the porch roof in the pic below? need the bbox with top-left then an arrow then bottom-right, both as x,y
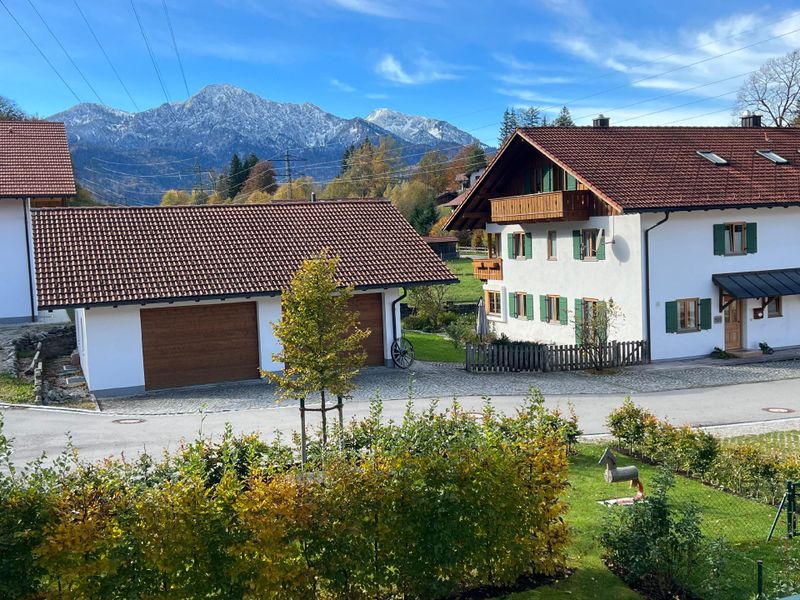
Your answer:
712,267 -> 800,299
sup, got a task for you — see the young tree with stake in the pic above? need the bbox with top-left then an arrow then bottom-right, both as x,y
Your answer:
263,250 -> 369,462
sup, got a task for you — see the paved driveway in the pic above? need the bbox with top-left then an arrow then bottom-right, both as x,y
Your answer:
97,358 -> 800,415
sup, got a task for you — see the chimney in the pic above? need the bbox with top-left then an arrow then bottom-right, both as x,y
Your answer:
741,111 -> 762,128
593,114 -> 610,128
311,191 -> 317,202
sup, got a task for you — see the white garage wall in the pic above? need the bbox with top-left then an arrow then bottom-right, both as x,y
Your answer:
82,305 -> 145,395
0,198 -> 36,322
256,297 -> 283,372
381,288 -> 401,367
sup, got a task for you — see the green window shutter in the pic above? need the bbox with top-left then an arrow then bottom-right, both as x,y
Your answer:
699,298 -> 712,330
526,294 -> 534,320
523,170 -> 532,194
543,163 -> 553,192
507,233 -> 515,259
746,222 -> 758,254
539,295 -> 547,322
565,172 -> 577,190
596,229 -> 606,260
559,296 -> 568,325
574,298 -> 583,345
508,292 -> 517,318
713,224 -> 725,255
572,230 -> 582,259
524,232 -> 533,259
665,301 -> 678,333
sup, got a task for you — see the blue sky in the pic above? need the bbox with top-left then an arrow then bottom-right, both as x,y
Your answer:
2,0 -> 800,145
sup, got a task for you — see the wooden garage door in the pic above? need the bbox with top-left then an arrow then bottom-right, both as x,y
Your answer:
348,293 -> 385,366
140,302 -> 260,390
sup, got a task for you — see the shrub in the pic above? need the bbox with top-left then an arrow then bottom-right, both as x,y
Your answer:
0,393 -> 571,599
443,313 -> 477,347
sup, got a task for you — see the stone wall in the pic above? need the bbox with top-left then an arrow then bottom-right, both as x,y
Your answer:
13,325 -> 76,359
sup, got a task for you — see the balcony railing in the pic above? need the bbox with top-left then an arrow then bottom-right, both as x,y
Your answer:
490,190 -> 591,223
473,257 -> 502,281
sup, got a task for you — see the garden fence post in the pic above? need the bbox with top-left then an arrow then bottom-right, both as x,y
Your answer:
788,481 -> 795,539
757,560 -> 763,600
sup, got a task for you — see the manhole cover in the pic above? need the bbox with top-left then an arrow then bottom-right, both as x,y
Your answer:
762,407 -> 795,414
112,418 -> 146,424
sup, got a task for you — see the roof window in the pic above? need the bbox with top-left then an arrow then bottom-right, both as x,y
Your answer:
696,150 -> 728,165
756,149 -> 788,164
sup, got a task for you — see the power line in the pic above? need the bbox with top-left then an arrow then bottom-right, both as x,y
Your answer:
26,0 -> 104,104
73,0 -> 140,111
130,0 -> 171,105
0,0 -> 81,103
161,0 -> 189,97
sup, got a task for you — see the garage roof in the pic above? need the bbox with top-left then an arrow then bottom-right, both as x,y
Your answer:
712,267 -> 800,299
32,201 -> 457,309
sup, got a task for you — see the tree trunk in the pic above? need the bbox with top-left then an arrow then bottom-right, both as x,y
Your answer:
300,396 -> 307,465
320,388 -> 327,448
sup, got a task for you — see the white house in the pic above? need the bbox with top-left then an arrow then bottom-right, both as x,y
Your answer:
446,114 -> 800,361
0,121 -> 74,323
32,201 -> 456,396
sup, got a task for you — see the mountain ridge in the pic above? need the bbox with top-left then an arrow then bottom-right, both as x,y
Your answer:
49,84 -> 489,204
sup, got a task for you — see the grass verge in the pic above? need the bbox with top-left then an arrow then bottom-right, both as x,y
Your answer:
404,331 -> 464,363
722,430 -> 800,458
444,258 -> 484,303
0,373 -> 34,403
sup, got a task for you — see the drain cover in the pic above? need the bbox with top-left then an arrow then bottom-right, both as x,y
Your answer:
762,407 -> 795,414
112,418 -> 146,424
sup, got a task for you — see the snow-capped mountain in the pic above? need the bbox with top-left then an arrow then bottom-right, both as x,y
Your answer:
49,84 -> 487,204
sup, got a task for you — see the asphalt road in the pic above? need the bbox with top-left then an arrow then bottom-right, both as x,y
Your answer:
2,378 -> 800,466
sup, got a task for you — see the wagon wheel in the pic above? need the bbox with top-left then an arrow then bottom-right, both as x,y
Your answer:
391,337 -> 415,369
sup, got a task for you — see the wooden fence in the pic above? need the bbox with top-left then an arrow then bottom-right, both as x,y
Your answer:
465,340 -> 649,373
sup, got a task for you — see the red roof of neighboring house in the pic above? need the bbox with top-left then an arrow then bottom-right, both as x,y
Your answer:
0,121 -> 76,198
442,191 -> 466,208
32,200 -> 457,309
517,126 -> 800,211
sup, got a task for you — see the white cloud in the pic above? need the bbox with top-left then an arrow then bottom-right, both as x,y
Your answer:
495,88 -> 564,105
496,73 -> 572,86
330,78 -> 356,92
365,92 -> 390,99
325,0 -> 400,18
376,54 -> 463,85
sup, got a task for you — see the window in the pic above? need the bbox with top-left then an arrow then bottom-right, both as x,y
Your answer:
714,222 -> 757,256
581,229 -> 599,259
546,295 -> 560,323
513,233 -> 525,258
547,230 -> 557,260
696,150 -> 728,165
508,232 -> 531,260
678,298 -> 700,332
487,233 -> 501,258
486,290 -> 501,316
515,292 -> 528,319
767,296 -> 782,318
756,149 -> 788,164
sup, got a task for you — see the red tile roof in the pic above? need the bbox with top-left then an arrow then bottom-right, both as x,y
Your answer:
518,126 -> 800,211
32,200 -> 457,309
0,121 -> 76,198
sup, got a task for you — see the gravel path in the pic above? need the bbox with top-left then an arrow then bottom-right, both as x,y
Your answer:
98,358 -> 800,415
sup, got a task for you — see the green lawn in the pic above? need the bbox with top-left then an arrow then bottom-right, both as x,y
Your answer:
404,331 -> 464,363
722,430 -> 800,458
509,443 -> 784,599
444,258 -> 484,303
0,373 -> 34,404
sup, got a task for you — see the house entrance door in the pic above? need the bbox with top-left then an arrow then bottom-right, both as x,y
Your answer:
724,299 -> 743,351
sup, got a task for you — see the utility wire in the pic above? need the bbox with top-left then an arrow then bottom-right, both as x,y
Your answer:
130,0 -> 171,104
73,0 -> 139,111
26,0 -> 104,103
0,0 -> 81,103
161,0 -> 189,97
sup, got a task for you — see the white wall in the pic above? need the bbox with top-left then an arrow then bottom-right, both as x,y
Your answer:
0,198 -> 36,322
381,288 -> 401,366
485,214 -> 645,344
647,207 -> 800,360
81,305 -> 145,393
256,297 -> 283,372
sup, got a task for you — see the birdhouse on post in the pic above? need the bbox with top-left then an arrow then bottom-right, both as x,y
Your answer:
598,447 -> 644,503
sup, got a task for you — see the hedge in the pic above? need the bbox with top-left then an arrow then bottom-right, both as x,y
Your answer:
607,398 -> 800,504
0,391 -> 573,599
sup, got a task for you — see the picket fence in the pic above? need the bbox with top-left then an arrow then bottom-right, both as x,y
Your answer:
464,340 -> 649,373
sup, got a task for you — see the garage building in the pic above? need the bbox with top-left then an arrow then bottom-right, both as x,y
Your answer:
32,201 -> 456,396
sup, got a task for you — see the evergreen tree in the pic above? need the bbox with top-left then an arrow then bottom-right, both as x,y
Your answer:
340,143 -> 356,176
499,107 -> 519,146
226,153 -> 243,198
553,106 -> 575,127
520,106 -> 541,127
408,197 -> 439,236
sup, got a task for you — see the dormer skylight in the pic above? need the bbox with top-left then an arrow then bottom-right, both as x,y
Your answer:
756,149 -> 788,164
696,150 -> 728,165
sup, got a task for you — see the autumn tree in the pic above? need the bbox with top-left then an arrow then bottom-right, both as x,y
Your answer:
273,176 -> 316,200
322,137 -> 401,198
160,189 -> 193,205
575,298 -> 624,371
240,160 -> 277,196
264,251 -> 369,457
553,106 -> 575,127
736,49 -> 800,126
413,149 -> 450,194
0,96 -> 27,120
445,143 -> 487,185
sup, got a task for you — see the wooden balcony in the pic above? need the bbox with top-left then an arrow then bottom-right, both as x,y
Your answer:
473,257 -> 503,281
490,190 -> 591,223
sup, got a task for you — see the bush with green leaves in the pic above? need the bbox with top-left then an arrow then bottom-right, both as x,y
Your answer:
0,390 -> 572,599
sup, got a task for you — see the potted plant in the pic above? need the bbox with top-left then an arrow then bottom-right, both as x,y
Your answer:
759,341 -> 774,355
